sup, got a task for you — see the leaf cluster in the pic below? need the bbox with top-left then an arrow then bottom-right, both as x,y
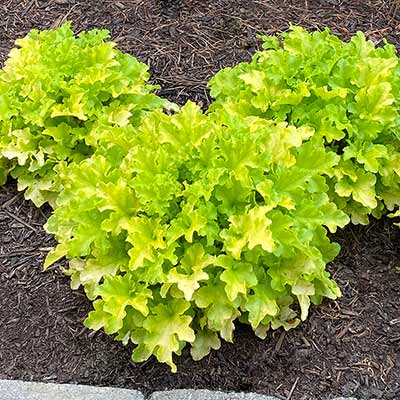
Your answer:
0,24 -> 399,371
45,102 -> 349,370
0,22 -> 167,206
209,26 -> 400,224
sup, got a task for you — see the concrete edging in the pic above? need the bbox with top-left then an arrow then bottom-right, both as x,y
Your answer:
150,389 -> 277,399
149,390 -> 359,400
0,380 -> 143,400
0,380 -> 364,400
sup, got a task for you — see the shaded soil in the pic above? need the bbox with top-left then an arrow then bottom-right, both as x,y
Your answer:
0,1 -> 400,400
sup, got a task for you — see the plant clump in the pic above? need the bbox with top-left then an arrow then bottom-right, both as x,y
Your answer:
45,102 -> 349,371
209,26 -> 400,225
0,24 -> 398,371
0,22 -> 168,206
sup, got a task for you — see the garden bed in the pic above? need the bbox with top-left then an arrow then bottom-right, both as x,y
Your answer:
0,1 -> 399,400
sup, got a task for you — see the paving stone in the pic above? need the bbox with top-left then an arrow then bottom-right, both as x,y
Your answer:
0,380 -> 369,400
150,390 -> 366,400
149,389 -> 279,400
332,398 -> 360,400
0,380 -> 144,400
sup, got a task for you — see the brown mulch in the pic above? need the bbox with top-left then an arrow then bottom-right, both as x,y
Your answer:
0,1 -> 400,400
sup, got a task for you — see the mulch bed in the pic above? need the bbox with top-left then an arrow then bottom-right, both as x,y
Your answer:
0,1 -> 399,400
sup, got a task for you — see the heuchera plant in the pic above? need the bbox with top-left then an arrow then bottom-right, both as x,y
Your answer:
0,25 -> 398,371
208,26 -> 400,225
45,102 -> 349,371
0,22 -> 169,206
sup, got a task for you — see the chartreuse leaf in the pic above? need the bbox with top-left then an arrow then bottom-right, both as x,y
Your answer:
350,82 -> 396,123
166,204 -> 211,244
124,216 -> 167,269
335,170 -> 377,209
164,244 -> 214,301
343,144 -> 389,174
190,329 -> 221,361
84,299 -> 111,331
290,193 -> 350,234
0,158 -> 10,185
292,279 -> 315,321
217,255 -> 258,302
43,242 -> 68,270
86,273 -> 152,334
265,123 -> 314,167
165,268 -> 208,301
270,296 -> 301,332
388,209 -> 400,227
194,281 -> 241,342
220,206 -> 275,259
131,299 -> 195,372
64,241 -> 129,295
245,283 -> 280,329
381,187 -> 400,211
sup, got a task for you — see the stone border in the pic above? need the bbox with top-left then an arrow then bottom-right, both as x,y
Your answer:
150,390 -> 359,400
0,380 -> 363,400
0,380 -> 142,400
150,390 -> 277,399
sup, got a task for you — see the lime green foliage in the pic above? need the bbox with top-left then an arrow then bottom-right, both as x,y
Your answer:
45,102 -> 349,371
0,23 -> 168,206
1,25 -> 399,372
209,26 -> 400,224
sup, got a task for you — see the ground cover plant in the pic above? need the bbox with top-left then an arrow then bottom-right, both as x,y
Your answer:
0,23 -> 399,374
209,26 -> 400,226
45,101 -> 349,371
0,22 -> 169,207
1,2 -> 400,399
